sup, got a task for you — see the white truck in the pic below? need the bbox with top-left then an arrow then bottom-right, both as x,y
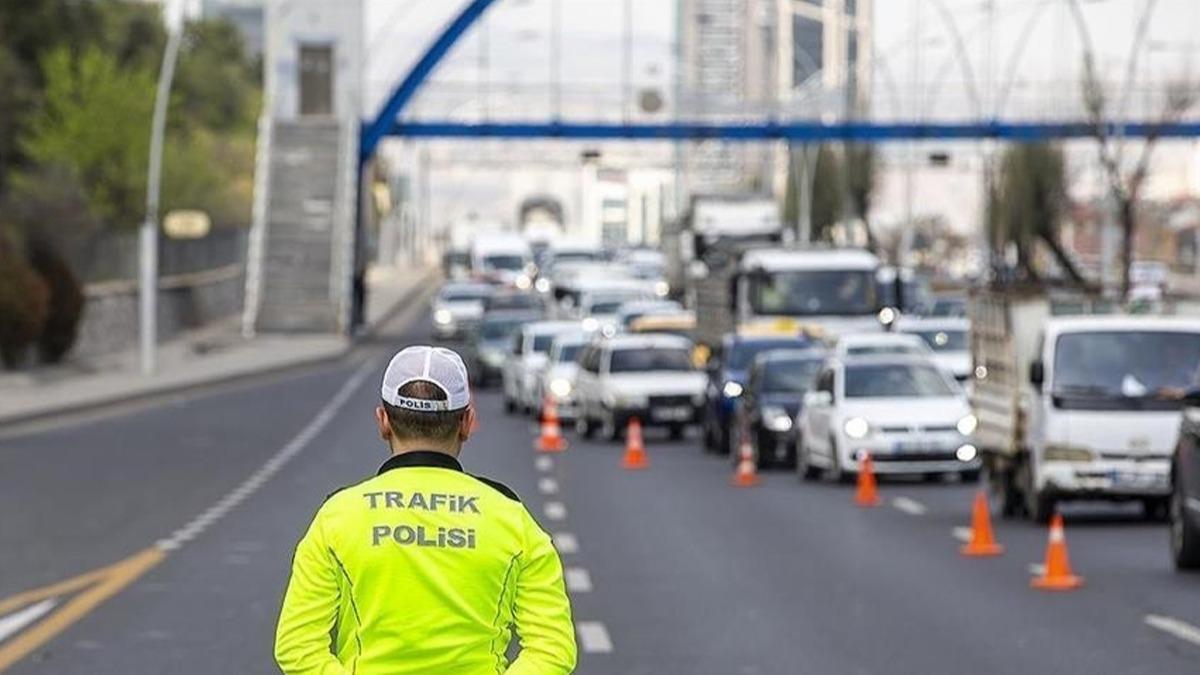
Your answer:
970,287 -> 1200,521
692,246 -> 884,348
664,195 -> 785,298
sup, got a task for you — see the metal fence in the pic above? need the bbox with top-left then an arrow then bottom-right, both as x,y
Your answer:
63,229 -> 247,284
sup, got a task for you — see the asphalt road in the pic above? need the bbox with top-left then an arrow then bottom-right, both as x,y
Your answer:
1,302 -> 1198,674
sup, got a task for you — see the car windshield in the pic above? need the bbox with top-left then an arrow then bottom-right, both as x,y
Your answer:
1052,330 -> 1200,411
845,344 -> 925,356
480,318 -> 527,340
444,252 -> 469,266
555,344 -> 582,363
877,278 -> 933,312
609,348 -> 694,373
554,251 -> 599,263
484,254 -> 526,271
488,294 -> 540,311
843,363 -> 957,398
908,329 -> 967,352
728,340 -> 810,369
750,270 -> 877,316
762,359 -> 823,393
929,297 -> 967,318
441,288 -> 490,303
532,334 -> 556,353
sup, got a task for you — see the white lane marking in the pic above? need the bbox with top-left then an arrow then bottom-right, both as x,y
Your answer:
544,502 -> 567,521
892,497 -> 927,516
156,358 -> 377,551
1145,614 -> 1200,648
535,456 -> 554,472
1029,563 -> 1046,576
538,478 -> 559,495
0,599 -> 57,643
576,621 -> 613,653
565,568 -> 593,593
951,527 -> 973,543
553,533 -> 579,554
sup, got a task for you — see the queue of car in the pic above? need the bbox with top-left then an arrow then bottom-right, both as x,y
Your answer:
431,237 -> 1200,571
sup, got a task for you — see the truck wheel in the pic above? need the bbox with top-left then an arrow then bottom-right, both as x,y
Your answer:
1027,490 -> 1056,524
1171,482 -> 1200,570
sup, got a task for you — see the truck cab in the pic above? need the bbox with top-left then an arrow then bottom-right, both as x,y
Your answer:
971,290 -> 1200,521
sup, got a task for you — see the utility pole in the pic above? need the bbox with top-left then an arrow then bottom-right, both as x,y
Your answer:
140,0 -> 185,375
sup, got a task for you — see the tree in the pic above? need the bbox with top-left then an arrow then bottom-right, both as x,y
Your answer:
0,230 -> 49,368
990,143 -> 1086,285
1070,0 -> 1198,299
20,47 -> 156,229
844,143 -> 878,251
810,145 -> 843,242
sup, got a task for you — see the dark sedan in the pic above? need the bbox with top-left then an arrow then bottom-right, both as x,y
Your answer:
732,349 -> 826,469
1171,388 -> 1200,569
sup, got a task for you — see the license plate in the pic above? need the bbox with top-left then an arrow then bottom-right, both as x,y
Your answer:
1110,471 -> 1164,488
894,440 -> 939,454
652,406 -> 692,421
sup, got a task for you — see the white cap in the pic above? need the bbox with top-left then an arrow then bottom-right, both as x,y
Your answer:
381,346 -> 472,412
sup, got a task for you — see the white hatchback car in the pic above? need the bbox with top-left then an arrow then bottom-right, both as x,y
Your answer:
898,317 -> 971,383
573,334 -> 706,441
534,331 -> 592,421
501,320 -> 581,414
796,355 -> 980,482
833,332 -> 933,359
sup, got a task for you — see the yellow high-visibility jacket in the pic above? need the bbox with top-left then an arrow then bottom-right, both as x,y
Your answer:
275,451 -> 576,674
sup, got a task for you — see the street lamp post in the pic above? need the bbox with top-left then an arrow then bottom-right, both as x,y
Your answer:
140,2 -> 185,376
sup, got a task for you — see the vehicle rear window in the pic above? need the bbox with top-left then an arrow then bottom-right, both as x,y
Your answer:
609,348 -> 693,373
845,344 -> 924,356
907,329 -> 967,352
556,344 -> 582,363
532,334 -> 556,353
843,363 -> 957,398
762,359 -> 823,392
729,340 -> 811,369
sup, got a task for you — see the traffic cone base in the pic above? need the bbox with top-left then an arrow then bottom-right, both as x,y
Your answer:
621,418 -> 649,470
854,455 -> 881,507
1031,514 -> 1083,591
535,396 -> 568,453
961,490 -> 1004,557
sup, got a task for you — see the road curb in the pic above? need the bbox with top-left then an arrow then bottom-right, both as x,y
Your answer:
0,267 -> 437,431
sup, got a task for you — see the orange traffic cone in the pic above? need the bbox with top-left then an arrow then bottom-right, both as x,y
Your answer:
731,428 -> 760,487
620,418 -> 649,470
854,454 -> 882,507
960,491 -> 1004,557
535,396 -> 567,453
1031,513 -> 1083,591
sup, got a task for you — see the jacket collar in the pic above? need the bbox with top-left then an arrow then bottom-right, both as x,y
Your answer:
377,450 -> 464,475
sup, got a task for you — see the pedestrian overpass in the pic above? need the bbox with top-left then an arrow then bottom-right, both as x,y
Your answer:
242,0 -> 1200,336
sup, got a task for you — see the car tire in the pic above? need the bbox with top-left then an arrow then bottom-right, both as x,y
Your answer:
1027,490 -> 1056,525
504,396 -> 516,414
797,435 -> 820,481
601,414 -> 622,442
1142,497 -> 1170,522
702,419 -> 716,452
755,429 -> 774,470
669,424 -> 685,441
826,436 -> 850,484
576,414 -> 596,439
1171,479 -> 1200,570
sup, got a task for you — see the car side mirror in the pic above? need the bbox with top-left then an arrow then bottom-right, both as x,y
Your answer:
1029,360 -> 1044,390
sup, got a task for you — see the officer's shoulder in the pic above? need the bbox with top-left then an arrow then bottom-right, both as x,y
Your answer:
467,474 -> 522,503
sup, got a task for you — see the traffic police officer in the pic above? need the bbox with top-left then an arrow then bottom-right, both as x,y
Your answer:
275,346 -> 577,674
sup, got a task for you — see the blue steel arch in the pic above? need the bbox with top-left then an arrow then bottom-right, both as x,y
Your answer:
360,0 -> 1200,154
360,0 -> 500,160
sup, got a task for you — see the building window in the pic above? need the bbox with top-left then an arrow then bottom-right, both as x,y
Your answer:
793,16 -> 824,86
845,0 -> 856,17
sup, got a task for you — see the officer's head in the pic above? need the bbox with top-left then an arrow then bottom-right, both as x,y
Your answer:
376,346 -> 476,454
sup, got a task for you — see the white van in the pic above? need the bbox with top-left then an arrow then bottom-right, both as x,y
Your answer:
471,233 -> 533,287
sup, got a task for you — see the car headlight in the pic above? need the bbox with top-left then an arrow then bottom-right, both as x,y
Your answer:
955,444 -> 978,462
1043,444 -> 1094,462
722,381 -> 744,398
434,309 -> 452,325
550,378 -> 572,398
762,406 -> 793,433
535,277 -> 551,293
956,414 -> 977,436
582,317 -> 599,332
515,274 -> 532,290
843,417 -> 871,439
654,280 -> 670,297
482,350 -> 505,366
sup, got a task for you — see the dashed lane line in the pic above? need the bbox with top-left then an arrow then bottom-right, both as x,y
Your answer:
553,533 -> 579,554
538,478 -> 559,495
1144,614 -> 1200,649
576,621 -> 613,653
565,568 -> 593,593
544,502 -> 568,521
951,527 -> 972,543
891,497 -> 927,516
535,456 -> 555,472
